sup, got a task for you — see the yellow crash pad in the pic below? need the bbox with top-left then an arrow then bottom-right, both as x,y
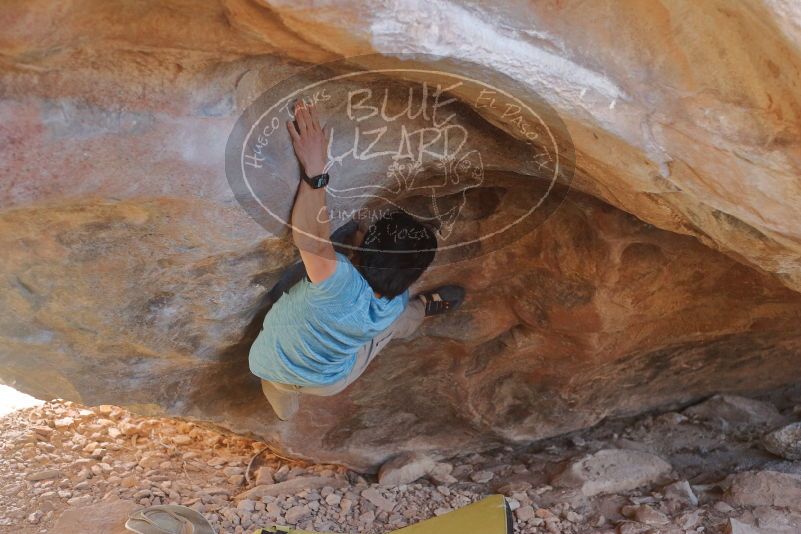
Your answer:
253,494 -> 512,534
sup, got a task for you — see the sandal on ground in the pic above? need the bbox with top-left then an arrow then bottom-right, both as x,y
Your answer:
125,505 -> 216,534
417,285 -> 465,317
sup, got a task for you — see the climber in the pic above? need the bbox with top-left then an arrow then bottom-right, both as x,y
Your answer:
248,100 -> 465,421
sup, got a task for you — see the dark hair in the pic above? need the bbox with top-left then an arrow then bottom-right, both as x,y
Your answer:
357,211 -> 437,298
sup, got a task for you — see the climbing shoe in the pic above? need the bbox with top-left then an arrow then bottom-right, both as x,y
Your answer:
417,285 -> 465,317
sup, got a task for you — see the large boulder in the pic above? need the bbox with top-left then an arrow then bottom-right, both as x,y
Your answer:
552,449 -> 673,497
2,1 -> 801,470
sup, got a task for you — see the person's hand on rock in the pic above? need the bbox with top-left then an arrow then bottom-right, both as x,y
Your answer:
287,100 -> 329,178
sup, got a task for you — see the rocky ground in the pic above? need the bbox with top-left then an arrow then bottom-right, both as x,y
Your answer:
2,387 -> 801,534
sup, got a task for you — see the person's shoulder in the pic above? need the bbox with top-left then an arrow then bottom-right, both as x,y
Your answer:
307,253 -> 365,301
332,253 -> 363,284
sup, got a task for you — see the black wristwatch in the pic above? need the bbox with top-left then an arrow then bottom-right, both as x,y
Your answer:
303,173 -> 329,189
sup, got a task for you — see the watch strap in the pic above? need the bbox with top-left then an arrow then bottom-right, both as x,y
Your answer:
304,173 -> 329,189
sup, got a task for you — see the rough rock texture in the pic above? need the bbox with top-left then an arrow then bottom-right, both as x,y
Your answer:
762,422 -> 801,460
684,395 -> 787,429
2,1 -> 801,469
4,390 -> 801,533
724,471 -> 801,511
378,453 -> 436,486
551,449 -> 672,497
51,500 -> 138,534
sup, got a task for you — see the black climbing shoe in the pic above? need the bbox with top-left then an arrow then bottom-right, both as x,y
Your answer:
417,285 -> 465,317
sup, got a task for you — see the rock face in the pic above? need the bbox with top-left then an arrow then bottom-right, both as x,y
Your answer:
2,1 -> 801,470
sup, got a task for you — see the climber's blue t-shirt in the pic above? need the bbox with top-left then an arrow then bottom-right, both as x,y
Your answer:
249,253 -> 408,387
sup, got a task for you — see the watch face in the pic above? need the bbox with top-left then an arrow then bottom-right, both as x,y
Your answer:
309,173 -> 328,188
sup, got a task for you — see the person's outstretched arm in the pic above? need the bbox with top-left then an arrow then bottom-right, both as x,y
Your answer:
286,101 -> 337,284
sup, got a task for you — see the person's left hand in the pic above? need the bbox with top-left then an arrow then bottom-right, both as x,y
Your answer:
287,101 -> 329,178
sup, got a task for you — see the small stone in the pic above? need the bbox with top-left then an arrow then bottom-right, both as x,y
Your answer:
570,435 -> 586,447
470,470 -> 494,483
675,509 -> 702,530
340,498 -> 353,514
27,469 -> 63,481
621,505 -> 637,518
428,463 -> 458,486
223,466 -> 244,477
237,499 -> 255,512
172,435 -> 192,446
617,521 -> 651,534
726,518 -> 763,534
632,504 -> 668,525
565,510 -> 581,523
361,487 -> 395,512
27,511 -> 43,524
255,467 -> 274,486
496,480 -> 533,495
67,495 -> 93,506
378,452 -> 436,486
533,485 -> 552,495
207,457 -> 227,467
654,412 -> 688,425
762,422 -> 801,460
119,422 -> 139,436
265,502 -> 282,518
284,505 -> 310,524
663,479 -> 698,506
515,505 -> 536,522
133,489 -> 152,499
31,426 -> 53,438
139,454 -> 166,470
272,464 -> 290,481
54,417 -> 75,429
714,501 -> 735,514
325,493 -> 341,506
359,510 -> 376,524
